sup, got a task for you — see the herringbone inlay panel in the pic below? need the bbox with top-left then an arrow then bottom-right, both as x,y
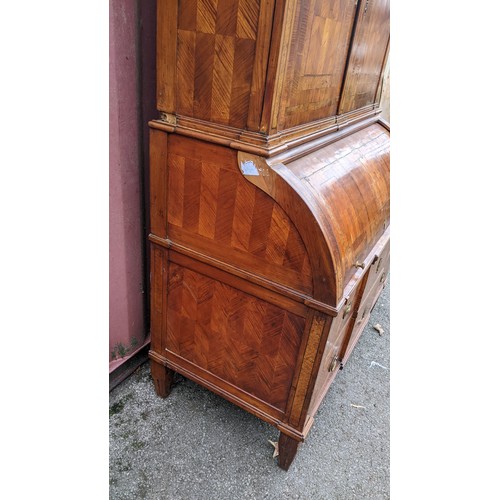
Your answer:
166,263 -> 305,411
177,0 -> 260,127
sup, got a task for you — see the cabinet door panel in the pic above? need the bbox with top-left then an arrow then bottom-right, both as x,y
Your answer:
275,0 -> 358,131
339,0 -> 390,114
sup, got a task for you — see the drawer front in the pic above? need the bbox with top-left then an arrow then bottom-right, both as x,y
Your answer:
364,239 -> 390,295
308,319 -> 353,416
359,261 -> 389,318
337,283 -> 363,332
341,307 -> 371,365
323,320 -> 352,375
339,245 -> 389,366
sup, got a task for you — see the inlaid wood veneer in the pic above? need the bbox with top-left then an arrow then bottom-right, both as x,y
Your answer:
149,0 -> 390,470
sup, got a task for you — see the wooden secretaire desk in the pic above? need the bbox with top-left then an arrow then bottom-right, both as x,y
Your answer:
148,0 -> 390,470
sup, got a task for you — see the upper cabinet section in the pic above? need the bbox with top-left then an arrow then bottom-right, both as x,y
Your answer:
338,0 -> 390,114
155,0 -> 389,153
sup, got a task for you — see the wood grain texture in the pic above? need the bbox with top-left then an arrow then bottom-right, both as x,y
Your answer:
165,135 -> 313,294
149,129 -> 168,238
246,0 -> 277,130
278,433 -> 300,471
148,121 -> 390,469
238,121 -> 389,305
307,293 -> 364,416
339,0 -> 390,114
155,0 -> 389,155
168,249 -> 309,319
287,312 -> 327,427
260,0 -> 297,134
165,262 -> 305,411
284,123 -> 390,297
275,0 -> 357,130
237,150 -> 339,305
150,0 -> 391,469
149,233 -> 337,316
150,358 -> 174,398
150,244 -> 168,355
340,233 -> 389,363
307,229 -> 389,419
307,319 -> 350,416
176,29 -> 196,116
157,0 -> 178,112
175,0 -> 261,128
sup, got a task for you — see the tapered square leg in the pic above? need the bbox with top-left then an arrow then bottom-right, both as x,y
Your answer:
150,359 -> 174,398
278,433 -> 300,471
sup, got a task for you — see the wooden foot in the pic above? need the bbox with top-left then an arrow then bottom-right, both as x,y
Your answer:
278,433 -> 300,471
150,359 -> 174,398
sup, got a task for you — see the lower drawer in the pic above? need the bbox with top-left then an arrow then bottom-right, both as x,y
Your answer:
358,271 -> 388,323
342,313 -> 370,366
340,270 -> 388,365
307,319 -> 353,416
363,238 -> 390,295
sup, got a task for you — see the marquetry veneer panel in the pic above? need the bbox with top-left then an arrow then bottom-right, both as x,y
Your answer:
277,0 -> 357,130
176,0 -> 260,128
339,0 -> 390,114
166,262 -> 305,411
166,135 -> 313,294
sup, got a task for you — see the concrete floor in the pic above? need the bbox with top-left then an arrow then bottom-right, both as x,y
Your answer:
109,278 -> 390,500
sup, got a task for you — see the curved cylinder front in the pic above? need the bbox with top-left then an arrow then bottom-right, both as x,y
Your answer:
277,123 -> 390,304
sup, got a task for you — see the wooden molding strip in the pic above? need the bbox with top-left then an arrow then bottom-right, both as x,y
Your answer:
377,116 -> 390,131
149,229 -> 391,319
147,228 -> 390,318
149,119 -> 277,156
148,106 -> 381,158
156,0 -> 178,113
163,350 -> 285,416
268,116 -> 380,166
149,233 -> 339,317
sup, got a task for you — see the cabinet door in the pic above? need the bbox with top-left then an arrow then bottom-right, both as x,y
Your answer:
339,0 -> 390,114
273,0 -> 358,131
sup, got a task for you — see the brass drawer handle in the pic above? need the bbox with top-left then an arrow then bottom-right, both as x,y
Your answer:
328,355 -> 339,372
376,257 -> 383,272
343,302 -> 352,319
355,261 -> 365,269
380,272 -> 386,283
